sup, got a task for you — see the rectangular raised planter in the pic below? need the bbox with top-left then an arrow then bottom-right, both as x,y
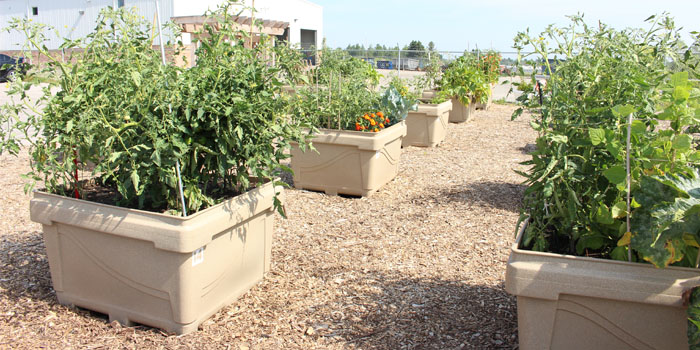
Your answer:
448,97 -> 476,123
30,181 -> 281,334
421,90 -> 475,123
403,99 -> 452,147
290,121 -> 406,197
422,89 -> 437,99
505,222 -> 699,350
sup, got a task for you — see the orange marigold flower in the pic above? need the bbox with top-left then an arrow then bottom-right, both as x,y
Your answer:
370,119 -> 377,126
377,111 -> 384,118
373,128 -> 379,132
379,123 -> 384,128
363,114 -> 370,120
371,113 -> 376,118
385,118 -> 390,124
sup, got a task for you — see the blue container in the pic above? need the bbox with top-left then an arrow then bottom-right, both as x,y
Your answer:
377,60 -> 393,69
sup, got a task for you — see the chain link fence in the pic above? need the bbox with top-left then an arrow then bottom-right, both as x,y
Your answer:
300,49 -> 544,75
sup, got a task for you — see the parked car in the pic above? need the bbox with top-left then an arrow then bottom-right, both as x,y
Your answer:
0,54 -> 28,82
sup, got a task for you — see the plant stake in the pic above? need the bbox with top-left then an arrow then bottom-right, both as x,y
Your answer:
154,0 -> 187,216
626,112 -> 632,262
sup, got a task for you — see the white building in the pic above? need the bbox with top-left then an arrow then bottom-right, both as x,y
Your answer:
0,0 -> 323,51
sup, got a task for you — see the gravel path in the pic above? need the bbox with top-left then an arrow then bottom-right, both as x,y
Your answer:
0,104 -> 536,349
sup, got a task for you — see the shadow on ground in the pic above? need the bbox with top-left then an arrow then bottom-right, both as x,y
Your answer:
0,234 -> 54,303
415,181 -> 526,213
304,270 -> 518,350
517,143 -> 536,155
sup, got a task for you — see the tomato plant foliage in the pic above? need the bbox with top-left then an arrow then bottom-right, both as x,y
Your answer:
513,14 -> 700,262
0,3 -> 312,215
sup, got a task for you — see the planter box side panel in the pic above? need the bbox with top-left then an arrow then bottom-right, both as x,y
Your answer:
403,106 -> 450,147
41,205 -> 275,334
291,138 -> 401,196
506,224 -> 698,350
363,135 -> 402,190
449,97 -> 474,123
291,143 -> 364,195
517,294 -> 687,350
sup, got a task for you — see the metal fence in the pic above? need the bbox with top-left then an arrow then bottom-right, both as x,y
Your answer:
337,49 -> 541,74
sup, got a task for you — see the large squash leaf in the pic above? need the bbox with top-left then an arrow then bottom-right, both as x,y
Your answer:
631,169 -> 700,268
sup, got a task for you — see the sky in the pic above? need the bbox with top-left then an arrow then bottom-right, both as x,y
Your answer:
313,0 -> 700,54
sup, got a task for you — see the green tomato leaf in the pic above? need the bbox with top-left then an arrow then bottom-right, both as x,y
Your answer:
610,246 -> 628,261
603,166 -> 626,185
589,128 -> 606,146
612,201 -> 628,219
630,120 -> 647,135
595,204 -> 615,224
672,134 -> 692,151
612,105 -> 635,118
670,71 -> 689,87
130,71 -> 141,87
130,171 -> 140,193
575,232 -> 607,255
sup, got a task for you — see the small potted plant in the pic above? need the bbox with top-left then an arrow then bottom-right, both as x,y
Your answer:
289,54 -> 413,196
505,15 -> 700,349
0,3 -> 312,334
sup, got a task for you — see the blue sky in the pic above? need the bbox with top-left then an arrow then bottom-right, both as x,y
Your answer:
314,0 -> 700,53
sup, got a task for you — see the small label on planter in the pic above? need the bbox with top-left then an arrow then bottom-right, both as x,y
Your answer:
192,247 -> 205,266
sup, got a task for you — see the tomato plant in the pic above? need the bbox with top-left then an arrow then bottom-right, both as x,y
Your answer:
0,2 -> 312,216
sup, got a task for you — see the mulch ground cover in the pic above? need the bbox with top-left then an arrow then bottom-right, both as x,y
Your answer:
0,103 -> 535,349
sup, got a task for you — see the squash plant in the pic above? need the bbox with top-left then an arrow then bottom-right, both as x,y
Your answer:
0,3 -> 312,216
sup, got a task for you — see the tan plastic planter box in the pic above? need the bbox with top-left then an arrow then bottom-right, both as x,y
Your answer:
30,181 -> 281,334
402,99 -> 452,147
290,121 -> 406,196
422,89 -> 437,99
505,222 -> 699,350
421,90 -> 475,123
448,97 -> 476,123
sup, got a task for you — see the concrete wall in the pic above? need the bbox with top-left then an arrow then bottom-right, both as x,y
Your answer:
0,0 -> 175,51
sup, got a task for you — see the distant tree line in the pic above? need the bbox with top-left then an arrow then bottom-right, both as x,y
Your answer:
343,40 -> 439,58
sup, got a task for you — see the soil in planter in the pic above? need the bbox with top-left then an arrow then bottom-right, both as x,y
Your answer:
51,178 -> 248,215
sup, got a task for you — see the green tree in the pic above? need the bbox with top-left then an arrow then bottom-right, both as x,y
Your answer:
406,40 -> 426,58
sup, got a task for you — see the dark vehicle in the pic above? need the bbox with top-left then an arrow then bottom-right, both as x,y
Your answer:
0,54 -> 29,82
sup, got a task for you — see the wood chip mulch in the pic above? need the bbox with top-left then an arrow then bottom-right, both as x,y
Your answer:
0,104 -> 536,349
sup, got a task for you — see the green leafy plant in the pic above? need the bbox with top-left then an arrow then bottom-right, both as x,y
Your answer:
512,14 -> 692,256
437,53 -> 490,105
478,50 -> 502,84
295,51 -> 414,133
513,16 -> 700,347
0,2 -> 311,216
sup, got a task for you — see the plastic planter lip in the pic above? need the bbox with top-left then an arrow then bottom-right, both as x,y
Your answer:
31,180 -> 281,334
290,121 -> 406,196
505,221 -> 700,350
